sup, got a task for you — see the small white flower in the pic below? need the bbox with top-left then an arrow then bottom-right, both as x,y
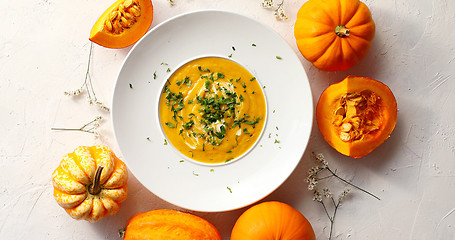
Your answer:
313,190 -> 323,202
308,166 -> 321,175
322,188 -> 333,198
95,101 -> 110,112
338,188 -> 351,202
262,0 -> 274,8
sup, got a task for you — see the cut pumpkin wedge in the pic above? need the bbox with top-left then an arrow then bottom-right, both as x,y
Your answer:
89,0 -> 153,49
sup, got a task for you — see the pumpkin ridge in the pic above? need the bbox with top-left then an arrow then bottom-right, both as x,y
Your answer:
298,3 -> 336,27
347,22 -> 375,41
339,0 -> 361,25
344,2 -> 373,29
342,37 -> 361,60
298,15 -> 335,28
313,34 -> 339,65
70,152 -> 93,185
345,34 -> 371,58
75,146 -> 97,180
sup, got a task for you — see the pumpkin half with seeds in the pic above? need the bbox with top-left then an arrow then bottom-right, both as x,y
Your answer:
52,145 -> 128,222
316,76 -> 397,158
89,0 -> 153,49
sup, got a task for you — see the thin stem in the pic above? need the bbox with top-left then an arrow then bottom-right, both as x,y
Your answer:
328,198 -> 340,240
51,116 -> 101,136
326,167 -> 381,200
320,201 -> 332,221
50,128 -> 84,131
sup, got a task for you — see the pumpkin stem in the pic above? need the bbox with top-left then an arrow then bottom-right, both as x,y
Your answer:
88,166 -> 104,195
335,25 -> 350,37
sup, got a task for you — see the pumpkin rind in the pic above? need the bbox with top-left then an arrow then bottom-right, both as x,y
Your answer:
294,0 -> 375,71
122,209 -> 221,240
231,201 -> 316,240
52,145 -> 128,222
89,0 -> 154,49
316,76 -> 397,158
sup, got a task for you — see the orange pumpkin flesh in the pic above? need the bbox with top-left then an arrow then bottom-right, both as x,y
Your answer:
316,76 -> 397,158
231,201 -> 316,240
89,0 -> 153,49
122,209 -> 221,240
294,0 -> 375,71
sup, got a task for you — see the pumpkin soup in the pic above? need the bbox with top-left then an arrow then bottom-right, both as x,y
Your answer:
159,57 -> 266,164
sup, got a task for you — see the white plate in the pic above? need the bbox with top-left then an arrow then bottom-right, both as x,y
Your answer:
112,10 -> 313,212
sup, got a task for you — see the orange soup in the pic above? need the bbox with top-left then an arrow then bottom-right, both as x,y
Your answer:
159,57 -> 266,164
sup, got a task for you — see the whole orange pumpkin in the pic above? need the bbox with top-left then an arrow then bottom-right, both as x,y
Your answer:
231,201 -> 316,240
294,0 -> 375,71
120,209 -> 221,240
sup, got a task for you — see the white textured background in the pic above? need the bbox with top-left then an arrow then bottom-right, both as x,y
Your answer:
2,0 -> 455,239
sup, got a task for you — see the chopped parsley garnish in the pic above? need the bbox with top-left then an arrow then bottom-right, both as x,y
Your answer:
179,160 -> 184,163
276,56 -> 282,60
183,120 -> 194,130
164,139 -> 168,145
227,186 -> 232,193
232,46 -> 236,51
228,54 -> 232,58
252,43 -> 256,47
153,71 -> 157,79
274,139 -> 280,144
166,68 -> 171,72
129,83 -> 133,89
250,77 -> 256,81
198,66 -> 210,72
193,171 -> 199,176
165,122 -> 176,128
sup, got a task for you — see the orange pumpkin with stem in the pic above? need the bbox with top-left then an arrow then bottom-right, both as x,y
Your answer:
294,0 -> 375,71
231,201 -> 316,240
89,0 -> 153,49
120,209 -> 222,240
316,76 -> 397,158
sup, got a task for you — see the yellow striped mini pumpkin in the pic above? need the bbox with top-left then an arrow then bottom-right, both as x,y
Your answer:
52,145 -> 128,222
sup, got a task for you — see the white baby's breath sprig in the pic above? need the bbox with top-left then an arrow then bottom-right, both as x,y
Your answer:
274,1 -> 289,20
307,152 -> 379,240
51,116 -> 103,138
65,42 -> 110,112
262,0 -> 288,21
